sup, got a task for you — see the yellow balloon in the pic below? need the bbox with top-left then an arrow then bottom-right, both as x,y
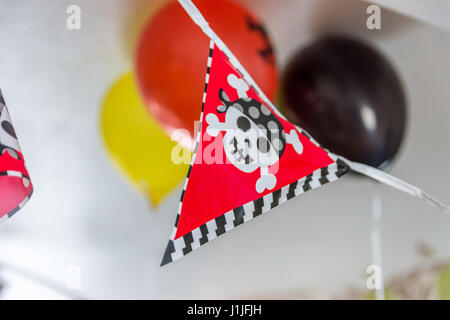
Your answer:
100,73 -> 190,206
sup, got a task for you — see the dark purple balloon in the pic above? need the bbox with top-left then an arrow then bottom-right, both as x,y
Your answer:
282,36 -> 407,168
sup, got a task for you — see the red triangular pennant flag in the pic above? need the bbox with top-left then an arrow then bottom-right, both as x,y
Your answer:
161,42 -> 349,265
162,0 -> 449,266
0,90 -> 33,223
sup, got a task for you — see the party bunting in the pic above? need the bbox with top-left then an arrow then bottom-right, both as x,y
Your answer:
0,90 -> 33,223
160,41 -> 350,266
161,0 -> 449,266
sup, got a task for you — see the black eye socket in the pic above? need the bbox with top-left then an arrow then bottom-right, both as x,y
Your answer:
237,116 -> 251,132
257,137 -> 270,153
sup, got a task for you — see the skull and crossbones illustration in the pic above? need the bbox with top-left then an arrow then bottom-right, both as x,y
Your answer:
206,74 -> 304,193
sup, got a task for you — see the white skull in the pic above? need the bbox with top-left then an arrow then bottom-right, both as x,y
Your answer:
205,74 -> 303,193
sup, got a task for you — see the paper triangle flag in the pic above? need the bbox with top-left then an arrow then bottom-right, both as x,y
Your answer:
161,0 -> 449,266
161,42 -> 350,266
0,90 -> 33,223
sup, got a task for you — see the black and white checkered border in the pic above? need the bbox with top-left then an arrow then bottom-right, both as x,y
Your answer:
160,41 -> 351,266
160,40 -> 214,264
0,89 -> 5,107
0,170 -> 33,224
161,157 -> 349,266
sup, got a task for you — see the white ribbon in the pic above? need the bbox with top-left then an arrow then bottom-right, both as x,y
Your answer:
343,158 -> 449,213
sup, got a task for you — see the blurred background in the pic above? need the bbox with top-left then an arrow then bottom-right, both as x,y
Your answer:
0,0 -> 449,299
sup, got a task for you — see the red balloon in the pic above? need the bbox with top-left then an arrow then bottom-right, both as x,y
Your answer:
135,0 -> 279,148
